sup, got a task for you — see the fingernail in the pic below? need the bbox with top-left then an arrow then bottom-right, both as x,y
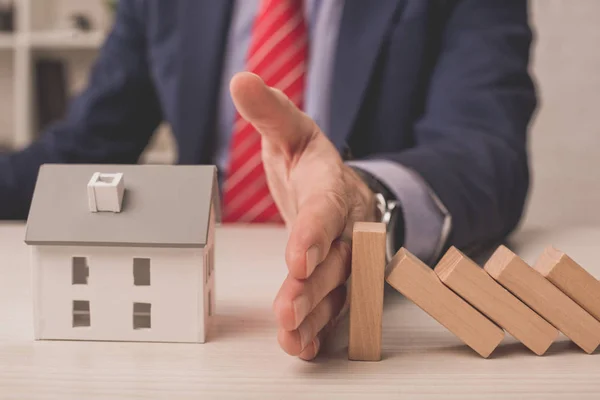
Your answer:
313,336 -> 321,354
305,245 -> 321,276
298,324 -> 311,351
293,296 -> 311,328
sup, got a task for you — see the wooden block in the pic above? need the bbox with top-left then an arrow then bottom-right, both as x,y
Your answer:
385,248 -> 504,358
435,247 -> 558,355
534,246 -> 600,322
348,222 -> 386,361
484,245 -> 600,354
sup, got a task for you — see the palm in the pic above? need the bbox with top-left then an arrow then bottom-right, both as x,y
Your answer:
262,135 -> 346,225
230,72 -> 376,360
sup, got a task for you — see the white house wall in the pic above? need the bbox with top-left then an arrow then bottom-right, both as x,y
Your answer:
33,245 -> 205,343
201,204 -> 217,340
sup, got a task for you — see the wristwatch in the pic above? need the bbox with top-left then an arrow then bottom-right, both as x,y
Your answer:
352,167 -> 404,262
373,193 -> 402,262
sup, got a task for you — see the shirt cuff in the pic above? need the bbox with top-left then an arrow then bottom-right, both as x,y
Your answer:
347,159 -> 452,265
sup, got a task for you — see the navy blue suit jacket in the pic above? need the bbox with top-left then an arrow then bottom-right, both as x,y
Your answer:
0,0 -> 536,251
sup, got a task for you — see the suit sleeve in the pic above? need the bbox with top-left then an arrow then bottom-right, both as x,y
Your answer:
0,0 -> 162,219
380,0 -> 537,250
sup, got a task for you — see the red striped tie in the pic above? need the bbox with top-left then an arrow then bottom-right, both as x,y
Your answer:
222,0 -> 308,223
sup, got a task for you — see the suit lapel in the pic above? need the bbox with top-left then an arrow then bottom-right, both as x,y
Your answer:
177,0 -> 234,164
330,0 -> 406,151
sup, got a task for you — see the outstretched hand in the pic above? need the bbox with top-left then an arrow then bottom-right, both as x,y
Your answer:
230,72 -> 377,360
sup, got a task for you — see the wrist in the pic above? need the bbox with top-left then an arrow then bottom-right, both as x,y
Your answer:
349,165 -> 405,260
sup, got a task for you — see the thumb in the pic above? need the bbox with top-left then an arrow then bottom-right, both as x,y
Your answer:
230,72 -> 318,156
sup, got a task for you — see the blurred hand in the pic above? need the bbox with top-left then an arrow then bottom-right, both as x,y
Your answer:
230,72 -> 377,360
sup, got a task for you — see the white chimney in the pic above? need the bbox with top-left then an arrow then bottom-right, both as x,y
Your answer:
87,172 -> 125,213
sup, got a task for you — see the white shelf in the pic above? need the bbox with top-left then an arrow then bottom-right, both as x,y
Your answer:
7,0 -> 112,149
27,30 -> 105,50
0,31 -> 105,51
3,0 -> 175,163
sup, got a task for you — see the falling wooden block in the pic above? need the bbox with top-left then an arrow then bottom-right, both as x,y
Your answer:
386,248 -> 504,358
348,222 -> 386,361
435,247 -> 558,355
484,245 -> 600,354
534,247 -> 600,322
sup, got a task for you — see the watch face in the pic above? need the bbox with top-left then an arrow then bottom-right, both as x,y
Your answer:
374,193 -> 387,222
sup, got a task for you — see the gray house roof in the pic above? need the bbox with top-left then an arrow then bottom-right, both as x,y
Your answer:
25,164 -> 220,248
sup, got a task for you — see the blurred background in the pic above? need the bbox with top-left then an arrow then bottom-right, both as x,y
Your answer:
0,0 -> 597,234
0,0 -> 177,166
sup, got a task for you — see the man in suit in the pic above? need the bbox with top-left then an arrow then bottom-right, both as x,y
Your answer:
0,0 -> 536,359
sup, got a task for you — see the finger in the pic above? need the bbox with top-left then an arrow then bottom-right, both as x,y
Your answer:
300,302 -> 351,361
229,72 -> 317,156
285,188 -> 348,279
277,285 -> 347,356
298,331 -> 324,361
273,240 -> 351,330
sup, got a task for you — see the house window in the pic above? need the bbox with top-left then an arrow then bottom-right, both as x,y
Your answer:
209,246 -> 214,277
133,302 -> 151,329
72,257 -> 89,285
72,300 -> 90,327
204,246 -> 214,284
204,253 -> 209,284
133,258 -> 150,286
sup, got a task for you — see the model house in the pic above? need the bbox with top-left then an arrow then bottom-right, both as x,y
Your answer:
25,164 -> 220,343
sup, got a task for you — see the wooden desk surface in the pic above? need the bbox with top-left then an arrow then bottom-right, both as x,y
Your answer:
1,223 -> 599,399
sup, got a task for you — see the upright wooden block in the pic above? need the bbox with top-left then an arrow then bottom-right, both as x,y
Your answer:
348,222 -> 386,361
435,247 -> 558,355
484,245 -> 600,354
386,248 -> 504,358
534,246 -> 600,322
